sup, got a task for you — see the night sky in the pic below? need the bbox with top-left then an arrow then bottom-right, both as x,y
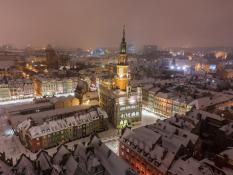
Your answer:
0,0 -> 233,49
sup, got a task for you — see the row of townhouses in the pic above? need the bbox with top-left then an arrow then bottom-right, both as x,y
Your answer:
0,76 -> 81,101
16,106 -> 108,152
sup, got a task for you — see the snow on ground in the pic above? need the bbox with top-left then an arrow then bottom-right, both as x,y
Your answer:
141,109 -> 164,126
0,98 -> 34,106
104,138 -> 119,155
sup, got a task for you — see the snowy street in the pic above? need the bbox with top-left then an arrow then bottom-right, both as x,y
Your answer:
141,109 -> 164,126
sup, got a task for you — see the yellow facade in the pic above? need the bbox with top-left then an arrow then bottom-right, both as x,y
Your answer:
116,78 -> 128,91
116,65 -> 129,91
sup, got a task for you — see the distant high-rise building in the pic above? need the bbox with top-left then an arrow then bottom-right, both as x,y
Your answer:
143,45 -> 158,55
45,45 -> 59,69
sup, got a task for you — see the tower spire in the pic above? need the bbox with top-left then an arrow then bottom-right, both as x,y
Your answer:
116,25 -> 129,91
122,25 -> 125,42
120,25 -> 127,54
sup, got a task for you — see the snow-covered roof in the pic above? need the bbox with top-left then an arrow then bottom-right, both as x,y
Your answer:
11,105 -> 90,128
149,87 -> 161,93
130,78 -> 155,87
15,155 -> 36,175
190,94 -> 233,109
187,109 -> 224,121
53,145 -> 70,165
120,120 -> 199,174
73,143 -> 103,174
219,122 -> 233,136
97,107 -> 108,119
16,119 -> 32,132
169,157 -> 233,175
6,102 -> 53,115
83,91 -> 99,99
166,115 -> 200,131
36,150 -> 52,171
141,84 -> 154,90
20,107 -> 106,139
156,92 -> 170,99
90,136 -> 135,175
168,157 -> 201,175
0,160 -> 15,175
63,155 -> 78,175
220,148 -> 233,160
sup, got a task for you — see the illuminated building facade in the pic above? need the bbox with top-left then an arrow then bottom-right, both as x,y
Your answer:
99,84 -> 142,128
34,76 -> 57,96
142,89 -> 193,118
221,69 -> 233,79
99,27 -> 142,128
0,79 -> 34,102
0,84 -> 11,101
45,45 -> 59,69
33,76 -> 79,96
195,63 -> 217,73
